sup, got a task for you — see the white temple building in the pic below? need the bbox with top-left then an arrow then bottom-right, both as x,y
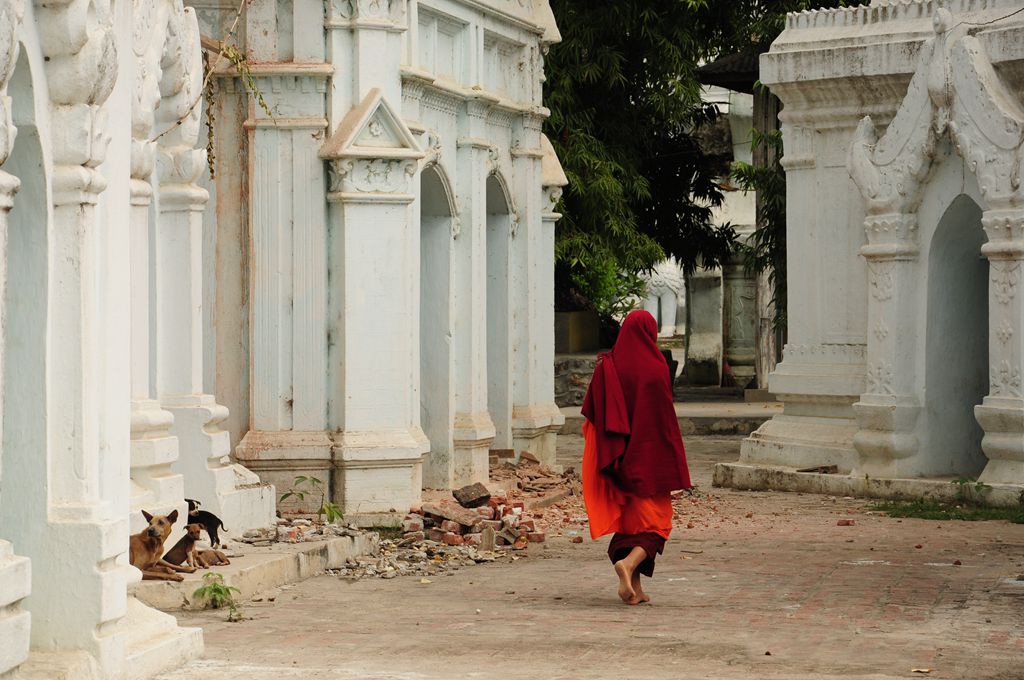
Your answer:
193,0 -> 565,524
0,0 -> 564,677
718,0 -> 1024,499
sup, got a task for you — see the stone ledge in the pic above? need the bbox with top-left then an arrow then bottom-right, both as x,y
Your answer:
713,462 -> 1024,507
132,533 -> 379,611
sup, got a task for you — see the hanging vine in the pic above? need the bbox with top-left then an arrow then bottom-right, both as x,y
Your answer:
153,0 -> 275,180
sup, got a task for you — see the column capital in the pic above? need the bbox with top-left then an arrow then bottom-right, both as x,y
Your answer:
981,209 -> 1024,259
859,213 -> 919,259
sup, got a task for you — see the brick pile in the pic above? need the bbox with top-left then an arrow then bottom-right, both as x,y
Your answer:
402,495 -> 546,550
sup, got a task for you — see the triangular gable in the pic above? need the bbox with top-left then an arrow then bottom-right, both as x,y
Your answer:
320,88 -> 423,160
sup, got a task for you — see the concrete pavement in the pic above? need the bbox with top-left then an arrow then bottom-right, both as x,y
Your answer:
158,435 -> 1024,680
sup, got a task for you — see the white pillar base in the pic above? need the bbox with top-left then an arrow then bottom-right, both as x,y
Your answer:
512,403 -> 565,468
22,512 -> 127,678
235,430 -> 333,513
332,429 -> 426,526
451,411 -> 495,488
116,597 -> 202,680
0,541 -> 30,678
976,398 -> 1024,484
166,395 -> 275,534
129,400 -> 186,534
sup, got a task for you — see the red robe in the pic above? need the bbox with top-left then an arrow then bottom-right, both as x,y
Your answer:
581,310 -> 692,497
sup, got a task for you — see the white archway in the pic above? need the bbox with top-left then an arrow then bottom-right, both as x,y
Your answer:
847,9 -> 1024,481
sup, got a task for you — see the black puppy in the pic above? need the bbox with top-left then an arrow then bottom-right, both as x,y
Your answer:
185,498 -> 229,549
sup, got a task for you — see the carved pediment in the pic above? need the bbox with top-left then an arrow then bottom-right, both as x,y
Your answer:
848,8 -> 1024,217
320,88 -> 423,161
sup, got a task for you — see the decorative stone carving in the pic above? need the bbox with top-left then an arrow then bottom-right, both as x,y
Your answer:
35,0 -> 118,201
0,0 -> 21,168
328,157 -> 418,193
335,0 -> 393,20
321,88 -> 424,197
991,262 -> 1020,305
991,361 -> 1023,398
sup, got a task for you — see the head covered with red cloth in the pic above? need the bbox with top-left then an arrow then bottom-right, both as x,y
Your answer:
581,310 -> 691,496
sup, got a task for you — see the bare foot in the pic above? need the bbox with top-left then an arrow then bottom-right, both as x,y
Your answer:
614,560 -> 640,604
632,571 -> 651,603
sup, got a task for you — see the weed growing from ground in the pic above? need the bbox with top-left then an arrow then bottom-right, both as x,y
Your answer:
193,572 -> 243,622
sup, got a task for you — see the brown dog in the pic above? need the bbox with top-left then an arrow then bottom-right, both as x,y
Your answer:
162,523 -> 205,570
198,549 -> 231,567
129,510 -> 196,581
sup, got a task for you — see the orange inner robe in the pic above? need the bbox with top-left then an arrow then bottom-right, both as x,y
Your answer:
582,420 -> 673,541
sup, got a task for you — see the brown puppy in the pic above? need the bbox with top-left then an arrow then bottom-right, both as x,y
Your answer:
129,510 -> 196,581
197,549 -> 231,567
162,523 -> 205,570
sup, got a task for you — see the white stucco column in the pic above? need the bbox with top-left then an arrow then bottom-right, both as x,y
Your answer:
976,210 -> 1024,483
231,65 -> 334,501
322,89 -> 427,524
509,130 -> 565,465
155,7 -> 274,533
738,115 -> 867,473
852,214 -> 923,477
8,0 -> 131,671
232,1 -> 337,505
452,96 -> 499,483
129,0 -> 184,532
0,4 -> 30,675
0,118 -> 30,680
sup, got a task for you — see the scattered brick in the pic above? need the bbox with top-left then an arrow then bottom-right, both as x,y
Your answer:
463,533 -> 482,546
527,531 -> 545,543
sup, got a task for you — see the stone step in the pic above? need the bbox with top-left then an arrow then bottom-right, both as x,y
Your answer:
559,402 -> 780,437
132,533 -> 378,611
120,597 -> 203,680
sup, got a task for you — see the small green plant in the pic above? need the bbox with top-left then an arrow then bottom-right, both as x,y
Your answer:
279,476 -> 344,525
952,476 -> 992,504
193,572 -> 242,622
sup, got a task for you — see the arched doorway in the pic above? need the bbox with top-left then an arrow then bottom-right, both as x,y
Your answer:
923,194 -> 988,476
420,166 -> 455,487
1,52 -> 48,553
486,175 -> 512,449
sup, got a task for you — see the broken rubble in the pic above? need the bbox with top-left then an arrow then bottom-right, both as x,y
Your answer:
453,482 -> 492,509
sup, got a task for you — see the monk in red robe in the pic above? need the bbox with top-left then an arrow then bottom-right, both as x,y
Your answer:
581,310 -> 692,605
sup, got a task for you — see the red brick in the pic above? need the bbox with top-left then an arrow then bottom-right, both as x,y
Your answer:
571,535 -> 584,544
527,531 -> 545,543
427,528 -> 447,542
442,532 -> 464,546
402,517 -> 424,533
403,531 -> 425,542
475,506 -> 495,519
463,533 -> 482,546
519,519 -> 536,532
440,519 -> 464,534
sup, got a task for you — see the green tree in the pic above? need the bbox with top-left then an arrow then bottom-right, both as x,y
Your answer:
545,0 -> 848,317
